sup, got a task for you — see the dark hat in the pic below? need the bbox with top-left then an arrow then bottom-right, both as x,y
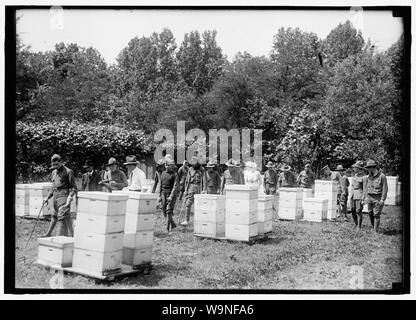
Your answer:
124,155 -> 139,166
105,157 -> 119,168
280,164 -> 291,172
334,165 -> 344,171
265,161 -> 274,168
352,160 -> 365,169
365,160 -> 378,168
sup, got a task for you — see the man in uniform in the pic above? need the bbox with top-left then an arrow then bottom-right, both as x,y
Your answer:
278,164 -> 296,188
42,154 -> 77,237
220,159 -> 244,194
159,158 -> 179,231
364,160 -> 388,233
101,157 -> 128,192
297,164 -> 315,189
124,155 -> 147,192
180,156 -> 206,226
263,161 -> 278,195
177,160 -> 189,200
81,160 -> 102,191
351,161 -> 367,230
204,160 -> 221,194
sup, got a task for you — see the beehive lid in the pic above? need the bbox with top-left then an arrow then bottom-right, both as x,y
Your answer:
30,183 -> 53,189
315,180 -> 335,185
279,187 -> 303,192
16,184 -> 30,189
38,236 -> 74,248
386,176 -> 398,181
224,184 -> 259,191
304,197 -> 329,203
258,195 -> 274,201
113,190 -> 158,200
77,191 -> 129,201
194,194 -> 225,200
302,188 -> 313,192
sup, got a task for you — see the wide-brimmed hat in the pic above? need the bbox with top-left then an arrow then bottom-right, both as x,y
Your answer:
334,165 -> 344,171
225,159 -> 235,167
280,164 -> 291,172
365,159 -> 378,168
124,155 -> 139,166
265,161 -> 274,168
352,160 -> 365,169
105,157 -> 119,168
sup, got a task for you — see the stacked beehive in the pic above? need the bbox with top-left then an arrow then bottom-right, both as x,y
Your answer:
194,194 -> 226,237
37,236 -> 74,268
301,188 -> 313,213
385,176 -> 399,205
302,198 -> 328,222
314,180 -> 339,220
257,195 -> 273,234
116,191 -> 157,267
278,188 -> 303,220
72,192 -> 128,276
28,183 -> 54,217
273,191 -> 279,217
224,185 -> 258,241
15,184 -> 30,216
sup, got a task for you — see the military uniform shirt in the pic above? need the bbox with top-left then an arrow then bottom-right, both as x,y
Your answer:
366,171 -> 388,201
48,165 -> 77,198
297,170 -> 315,188
351,174 -> 367,200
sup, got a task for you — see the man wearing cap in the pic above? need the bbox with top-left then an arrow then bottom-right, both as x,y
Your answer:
204,160 -> 221,194
124,155 -> 148,192
351,161 -> 368,230
220,159 -> 244,194
278,165 -> 296,188
263,161 -> 278,195
101,157 -> 128,192
181,156 -> 206,226
81,160 -> 102,192
177,160 -> 189,200
364,160 -> 388,233
297,164 -> 316,189
159,158 -> 179,231
42,154 -> 77,237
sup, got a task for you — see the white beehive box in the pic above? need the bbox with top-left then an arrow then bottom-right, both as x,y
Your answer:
29,183 -> 54,217
28,200 -> 54,217
72,248 -> 122,275
226,210 -> 257,225
302,188 -> 313,201
385,176 -> 398,205
194,194 -> 225,212
37,236 -> 74,267
225,223 -> 258,241
125,213 -> 155,233
258,208 -> 273,222
314,180 -> 339,193
194,209 -> 225,224
113,191 -> 157,214
278,207 -> 303,220
194,221 -> 225,237
16,184 -> 30,216
257,220 -> 273,235
303,198 -> 328,222
273,192 -> 279,214
77,192 -> 128,216
74,231 -> 124,253
29,182 -> 52,197
258,195 -> 274,212
327,209 -> 338,220
123,231 -> 154,249
123,246 -> 152,266
225,199 -> 258,214
224,184 -> 259,199
75,212 -> 125,234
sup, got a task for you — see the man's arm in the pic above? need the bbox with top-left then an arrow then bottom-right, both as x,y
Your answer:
112,171 -> 128,189
68,169 -> 77,198
169,173 -> 179,198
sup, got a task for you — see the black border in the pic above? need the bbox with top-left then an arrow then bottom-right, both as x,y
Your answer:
4,5 -> 411,295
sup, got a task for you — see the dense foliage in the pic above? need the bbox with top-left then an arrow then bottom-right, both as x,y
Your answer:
16,21 -> 406,178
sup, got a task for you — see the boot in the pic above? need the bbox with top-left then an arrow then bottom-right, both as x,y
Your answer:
357,213 -> 363,231
56,220 -> 68,236
352,210 -> 358,226
180,209 -> 191,226
65,216 -> 74,237
41,217 -> 57,237
369,212 -> 374,227
374,217 -> 380,234
167,214 -> 177,231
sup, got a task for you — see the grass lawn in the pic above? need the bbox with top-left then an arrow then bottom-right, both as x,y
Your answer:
15,205 -> 403,290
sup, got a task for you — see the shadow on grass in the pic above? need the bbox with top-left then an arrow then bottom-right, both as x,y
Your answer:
261,236 -> 286,246
381,229 -> 402,236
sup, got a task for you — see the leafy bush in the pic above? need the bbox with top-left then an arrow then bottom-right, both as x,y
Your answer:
16,120 -> 153,182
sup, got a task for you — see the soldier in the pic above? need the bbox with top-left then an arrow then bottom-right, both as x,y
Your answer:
180,156 -> 206,226
204,160 -> 221,194
220,159 -> 244,194
364,160 -> 388,233
297,164 -> 315,189
278,164 -> 296,188
81,160 -> 102,191
100,157 -> 128,192
351,161 -> 368,230
263,161 -> 277,195
339,166 -> 350,222
159,158 -> 179,231
42,154 -> 77,237
177,160 -> 189,200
